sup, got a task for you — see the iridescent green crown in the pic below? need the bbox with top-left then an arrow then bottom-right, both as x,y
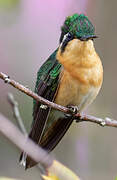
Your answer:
61,13 -> 95,39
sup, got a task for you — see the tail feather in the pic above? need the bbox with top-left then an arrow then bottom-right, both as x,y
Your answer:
40,117 -> 73,151
20,117 -> 73,169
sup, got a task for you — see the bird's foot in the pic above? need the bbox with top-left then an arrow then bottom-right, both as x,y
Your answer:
65,105 -> 79,118
67,105 -> 79,114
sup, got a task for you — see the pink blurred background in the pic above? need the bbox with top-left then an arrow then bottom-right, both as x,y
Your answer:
0,0 -> 117,179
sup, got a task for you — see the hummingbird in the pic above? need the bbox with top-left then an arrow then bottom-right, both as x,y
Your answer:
20,13 -> 103,169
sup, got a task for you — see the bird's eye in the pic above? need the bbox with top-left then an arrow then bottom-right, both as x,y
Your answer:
67,33 -> 72,39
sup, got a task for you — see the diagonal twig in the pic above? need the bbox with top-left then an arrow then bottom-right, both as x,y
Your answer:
7,93 -> 27,135
0,113 -> 53,168
0,114 -> 80,180
0,72 -> 117,128
0,72 -> 72,114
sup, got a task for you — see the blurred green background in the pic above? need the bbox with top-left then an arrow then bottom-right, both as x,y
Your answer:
0,0 -> 117,179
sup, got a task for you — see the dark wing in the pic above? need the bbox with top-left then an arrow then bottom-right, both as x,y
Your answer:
30,49 -> 61,144
20,49 -> 62,167
40,116 -> 73,152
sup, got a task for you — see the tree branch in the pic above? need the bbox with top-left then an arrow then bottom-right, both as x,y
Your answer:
0,113 -> 52,168
76,114 -> 117,128
0,72 -> 117,128
7,93 -> 27,135
0,72 -> 72,114
0,114 -> 80,180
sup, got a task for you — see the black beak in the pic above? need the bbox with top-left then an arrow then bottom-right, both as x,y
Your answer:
79,35 -> 98,41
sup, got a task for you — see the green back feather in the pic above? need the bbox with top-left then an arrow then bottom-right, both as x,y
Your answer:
35,49 -> 58,87
33,49 -> 61,107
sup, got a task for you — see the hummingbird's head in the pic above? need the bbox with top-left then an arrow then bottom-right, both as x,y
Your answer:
60,14 -> 97,52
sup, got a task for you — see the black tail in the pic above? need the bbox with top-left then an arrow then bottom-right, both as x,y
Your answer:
20,116 -> 73,169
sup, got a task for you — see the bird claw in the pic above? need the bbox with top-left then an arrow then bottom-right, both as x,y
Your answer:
65,105 -> 79,118
67,105 -> 79,114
